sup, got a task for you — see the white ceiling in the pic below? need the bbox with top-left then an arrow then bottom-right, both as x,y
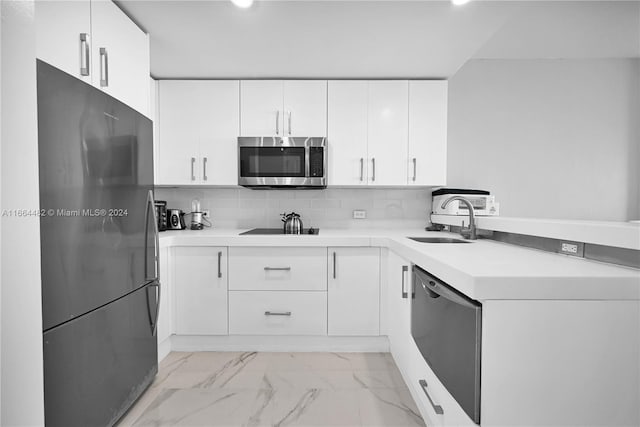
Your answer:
117,0 -> 640,79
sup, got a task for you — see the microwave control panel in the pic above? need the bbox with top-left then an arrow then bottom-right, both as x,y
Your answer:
309,147 -> 324,177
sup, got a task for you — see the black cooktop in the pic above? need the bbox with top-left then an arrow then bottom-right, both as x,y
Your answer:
240,228 -> 320,235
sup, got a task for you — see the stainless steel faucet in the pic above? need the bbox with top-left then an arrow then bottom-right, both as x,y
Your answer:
441,196 -> 477,240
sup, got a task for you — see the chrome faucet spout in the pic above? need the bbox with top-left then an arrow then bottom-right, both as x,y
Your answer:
441,196 -> 477,240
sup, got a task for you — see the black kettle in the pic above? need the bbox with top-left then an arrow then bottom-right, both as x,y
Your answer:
281,212 -> 303,234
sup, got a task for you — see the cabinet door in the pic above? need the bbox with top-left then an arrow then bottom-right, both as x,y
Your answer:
35,0 -> 92,84
157,81 -> 201,185
327,81 -> 369,185
91,0 -> 150,117
240,80 -> 283,136
368,81 -> 409,185
408,81 -> 448,186
199,81 -> 240,185
174,247 -> 228,335
387,251 -> 412,376
328,247 -> 380,336
283,80 -> 327,137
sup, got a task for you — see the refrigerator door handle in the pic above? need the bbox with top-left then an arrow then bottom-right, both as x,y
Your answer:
145,190 -> 160,282
149,281 -> 161,336
144,189 -> 161,335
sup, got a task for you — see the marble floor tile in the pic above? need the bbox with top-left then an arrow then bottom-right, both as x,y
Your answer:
116,351 -> 424,427
358,388 -> 425,427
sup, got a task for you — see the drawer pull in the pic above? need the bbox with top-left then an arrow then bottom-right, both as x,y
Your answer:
264,267 -> 291,271
264,311 -> 292,316
217,251 -> 222,278
419,380 -> 444,415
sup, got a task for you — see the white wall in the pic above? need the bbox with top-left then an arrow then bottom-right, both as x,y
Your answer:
0,1 -> 45,425
447,58 -> 640,221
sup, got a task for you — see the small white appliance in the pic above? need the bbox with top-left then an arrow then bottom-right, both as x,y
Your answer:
432,189 -> 500,216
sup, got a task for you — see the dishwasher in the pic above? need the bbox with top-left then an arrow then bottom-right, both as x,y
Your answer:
411,266 -> 482,424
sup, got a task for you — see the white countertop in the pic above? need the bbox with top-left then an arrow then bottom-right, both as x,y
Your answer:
159,228 -> 640,301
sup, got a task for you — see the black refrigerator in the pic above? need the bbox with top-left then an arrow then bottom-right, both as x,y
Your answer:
37,60 -> 159,427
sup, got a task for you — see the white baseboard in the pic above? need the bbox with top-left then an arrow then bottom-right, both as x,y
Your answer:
168,335 -> 390,353
158,337 -> 172,363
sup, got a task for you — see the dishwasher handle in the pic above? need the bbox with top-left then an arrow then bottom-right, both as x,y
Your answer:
415,269 -> 481,310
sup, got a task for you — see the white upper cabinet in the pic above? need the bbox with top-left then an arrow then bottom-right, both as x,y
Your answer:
329,80 -> 418,186
90,0 -> 150,116
35,0 -> 92,84
157,81 -> 201,186
328,247 -> 380,336
35,0 -> 151,117
240,80 -> 327,137
328,81 -> 369,186
283,81 -> 327,136
368,81 -> 409,186
240,81 -> 283,136
157,80 -> 240,186
408,81 -> 448,186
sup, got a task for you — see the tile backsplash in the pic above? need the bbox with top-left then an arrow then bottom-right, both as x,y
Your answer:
155,188 -> 433,229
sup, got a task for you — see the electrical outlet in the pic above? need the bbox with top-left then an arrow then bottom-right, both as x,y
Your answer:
203,209 -> 210,218
353,210 -> 367,219
559,241 -> 585,257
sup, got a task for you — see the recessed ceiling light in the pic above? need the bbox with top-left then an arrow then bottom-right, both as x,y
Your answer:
452,0 -> 472,5
231,0 -> 254,8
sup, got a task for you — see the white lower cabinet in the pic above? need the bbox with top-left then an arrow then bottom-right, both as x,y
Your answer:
328,247 -> 380,336
229,291 -> 327,335
173,246 -> 228,335
387,250 -> 413,377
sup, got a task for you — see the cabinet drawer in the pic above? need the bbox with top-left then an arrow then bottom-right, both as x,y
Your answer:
228,247 -> 327,291
229,291 -> 327,335
407,340 -> 475,427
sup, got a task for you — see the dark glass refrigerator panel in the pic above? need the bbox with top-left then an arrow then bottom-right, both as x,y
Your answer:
37,60 -> 155,331
43,283 -> 158,427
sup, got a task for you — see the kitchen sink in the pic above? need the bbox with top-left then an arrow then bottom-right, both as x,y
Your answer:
408,237 -> 472,244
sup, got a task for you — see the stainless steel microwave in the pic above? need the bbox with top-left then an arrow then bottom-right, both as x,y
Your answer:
238,137 -> 327,189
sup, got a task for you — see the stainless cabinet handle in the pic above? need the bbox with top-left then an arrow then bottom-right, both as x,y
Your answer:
99,47 -> 108,87
191,157 -> 196,181
401,265 -> 408,299
333,251 -> 337,279
412,158 -> 417,182
203,157 -> 208,181
360,158 -> 364,182
80,33 -> 90,76
288,111 -> 292,135
276,110 -> 280,135
264,267 -> 291,271
371,158 -> 376,182
217,251 -> 222,278
419,380 -> 444,415
265,311 -> 292,316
